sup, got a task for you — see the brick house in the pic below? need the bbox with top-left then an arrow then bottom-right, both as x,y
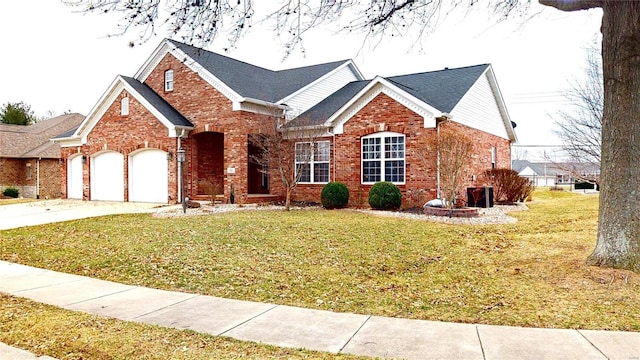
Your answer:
52,39 -> 516,205
1,113 -> 84,198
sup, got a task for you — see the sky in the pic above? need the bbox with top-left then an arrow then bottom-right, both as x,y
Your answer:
0,1 -> 602,158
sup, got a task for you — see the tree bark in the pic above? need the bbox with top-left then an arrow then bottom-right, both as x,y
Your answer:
539,0 -> 602,12
585,1 -> 640,271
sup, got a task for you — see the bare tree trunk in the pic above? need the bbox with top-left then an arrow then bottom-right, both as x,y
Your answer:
285,188 -> 292,211
587,1 -> 640,271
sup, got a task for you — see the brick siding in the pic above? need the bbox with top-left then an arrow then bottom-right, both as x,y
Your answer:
1,158 -> 62,198
59,54 -> 511,206
290,93 -> 512,207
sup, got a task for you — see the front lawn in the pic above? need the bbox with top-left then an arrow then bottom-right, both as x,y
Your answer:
0,294 -> 363,359
0,198 -> 37,206
2,189 -> 639,332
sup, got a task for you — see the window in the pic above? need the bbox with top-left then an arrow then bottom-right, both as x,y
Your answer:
295,141 -> 330,183
491,147 -> 496,169
362,132 -> 405,184
164,69 -> 174,91
26,163 -> 32,180
121,97 -> 129,116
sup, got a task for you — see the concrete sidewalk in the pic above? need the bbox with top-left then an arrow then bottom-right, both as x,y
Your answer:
0,200 -> 161,230
1,261 -> 639,359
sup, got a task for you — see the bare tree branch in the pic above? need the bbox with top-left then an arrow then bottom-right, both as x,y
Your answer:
62,0 -> 534,52
553,41 -> 602,184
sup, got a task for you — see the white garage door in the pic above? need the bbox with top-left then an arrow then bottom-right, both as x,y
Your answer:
91,151 -> 124,201
67,155 -> 83,199
129,149 -> 168,203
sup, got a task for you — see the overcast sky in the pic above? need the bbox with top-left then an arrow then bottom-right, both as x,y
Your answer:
0,1 -> 602,154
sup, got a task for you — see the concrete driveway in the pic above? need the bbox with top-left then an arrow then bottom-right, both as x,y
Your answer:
0,199 -> 163,230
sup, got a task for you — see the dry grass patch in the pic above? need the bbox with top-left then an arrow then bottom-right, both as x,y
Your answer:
0,198 -> 37,206
1,189 -> 639,331
0,294 -> 363,359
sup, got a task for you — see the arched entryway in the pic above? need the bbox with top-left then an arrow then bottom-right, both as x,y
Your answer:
248,139 -> 269,194
193,132 -> 224,198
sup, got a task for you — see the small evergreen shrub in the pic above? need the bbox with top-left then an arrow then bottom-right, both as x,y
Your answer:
321,182 -> 349,209
3,187 -> 19,198
368,181 -> 402,210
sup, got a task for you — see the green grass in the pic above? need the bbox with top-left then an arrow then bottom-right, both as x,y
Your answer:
1,189 -> 639,357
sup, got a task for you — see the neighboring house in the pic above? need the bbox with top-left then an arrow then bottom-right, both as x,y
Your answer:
512,159 -> 600,187
0,113 -> 84,198
52,39 -> 516,204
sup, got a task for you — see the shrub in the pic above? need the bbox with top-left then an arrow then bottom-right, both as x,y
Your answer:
483,168 -> 534,203
3,187 -> 19,198
321,182 -> 349,209
368,182 -> 402,210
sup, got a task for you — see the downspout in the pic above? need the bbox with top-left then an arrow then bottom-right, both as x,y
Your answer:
331,130 -> 336,182
36,158 -> 41,199
435,113 -> 452,199
177,129 -> 186,202
436,123 -> 441,199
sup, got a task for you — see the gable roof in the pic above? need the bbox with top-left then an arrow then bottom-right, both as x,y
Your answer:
286,81 -> 370,127
0,113 -> 84,158
54,75 -> 193,146
290,64 -> 490,128
120,76 -> 193,127
153,39 -> 354,104
513,160 -> 600,176
386,64 -> 490,113
289,64 -> 516,142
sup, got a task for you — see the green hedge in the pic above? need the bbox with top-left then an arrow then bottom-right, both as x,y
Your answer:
3,187 -> 19,198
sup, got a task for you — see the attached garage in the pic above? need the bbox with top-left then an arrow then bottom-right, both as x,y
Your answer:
128,149 -> 168,203
67,155 -> 83,199
91,151 -> 124,201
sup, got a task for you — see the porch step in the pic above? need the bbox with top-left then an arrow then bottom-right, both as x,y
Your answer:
189,194 -> 281,204
244,194 -> 280,204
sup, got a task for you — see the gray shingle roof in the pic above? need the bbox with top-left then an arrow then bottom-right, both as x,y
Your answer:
386,64 -> 489,113
286,81 -> 370,127
289,64 -> 490,128
167,39 -> 351,102
53,127 -> 78,139
120,76 -> 193,128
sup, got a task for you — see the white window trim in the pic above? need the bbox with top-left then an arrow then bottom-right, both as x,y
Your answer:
121,97 -> 129,116
491,146 -> 497,169
164,69 -> 174,92
361,131 -> 406,185
295,141 -> 330,184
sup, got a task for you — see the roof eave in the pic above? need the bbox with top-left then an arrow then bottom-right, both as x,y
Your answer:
51,136 -> 83,147
138,40 -> 244,104
277,60 -> 365,104
484,65 -> 518,143
326,77 -> 443,134
75,76 -> 194,142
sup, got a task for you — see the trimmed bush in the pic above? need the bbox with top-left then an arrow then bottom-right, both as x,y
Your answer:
368,181 -> 402,210
321,182 -> 349,209
483,168 -> 534,203
3,187 -> 19,198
